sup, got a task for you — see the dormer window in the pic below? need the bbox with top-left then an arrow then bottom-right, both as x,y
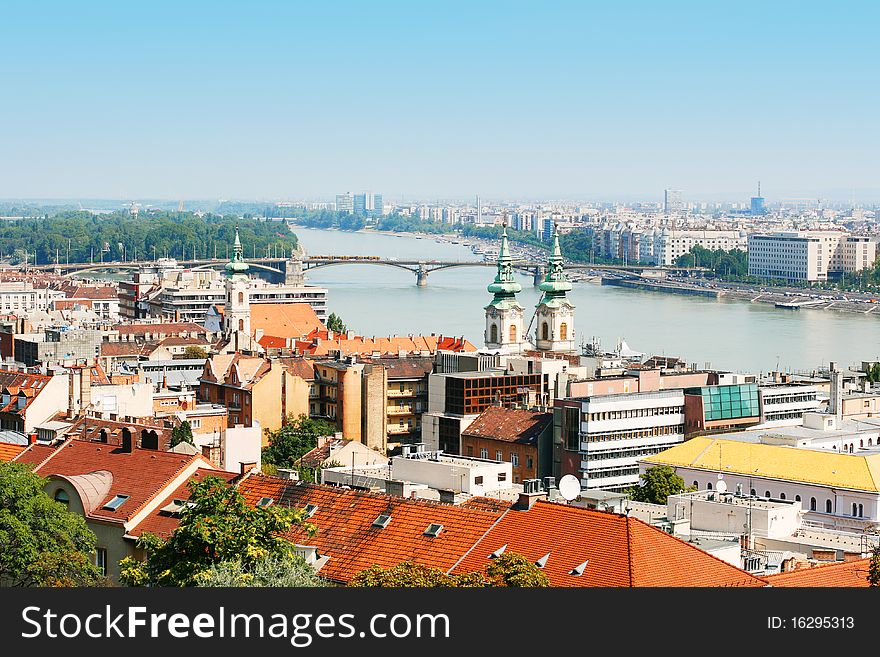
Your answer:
304,504 -> 318,518
256,497 -> 274,508
424,523 -> 443,537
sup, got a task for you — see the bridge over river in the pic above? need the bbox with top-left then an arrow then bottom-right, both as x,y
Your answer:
32,256 -> 709,286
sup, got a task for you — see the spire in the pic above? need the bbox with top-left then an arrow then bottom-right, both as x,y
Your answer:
225,225 -> 250,279
538,223 -> 572,300
487,224 -> 522,303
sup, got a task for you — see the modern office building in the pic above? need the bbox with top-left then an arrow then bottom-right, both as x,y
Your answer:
684,383 -> 761,433
748,232 -> 876,282
758,384 -> 822,426
555,389 -> 686,492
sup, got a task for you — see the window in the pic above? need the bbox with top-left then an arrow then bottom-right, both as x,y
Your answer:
304,504 -> 318,518
372,514 -> 391,529
826,499 -> 833,514
527,456 -> 533,470
95,548 -> 107,577
852,503 -> 858,516
707,482 -> 712,490
474,476 -> 483,486
496,450 -> 503,461
559,322 -> 568,341
810,497 -> 817,511
54,489 -> 69,507
795,495 -> 801,502
103,494 -> 130,511
190,419 -> 201,429
541,322 -> 549,340
490,323 -> 498,344
693,481 -> 698,488
764,491 -> 771,498
498,472 -> 507,482
479,448 -> 488,459
779,492 -> 786,500
511,453 -> 519,467
859,504 -> 864,517
238,292 -> 244,304
509,325 -> 517,343
257,497 -> 274,507
466,446 -> 473,456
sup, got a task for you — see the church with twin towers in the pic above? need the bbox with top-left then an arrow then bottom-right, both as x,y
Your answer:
483,223 -> 576,354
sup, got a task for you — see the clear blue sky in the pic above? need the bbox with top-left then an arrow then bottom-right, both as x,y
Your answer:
1,1 -> 877,202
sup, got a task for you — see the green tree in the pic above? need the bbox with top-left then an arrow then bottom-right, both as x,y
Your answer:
349,552 -> 548,588
262,414 -> 337,470
349,561 -> 484,588
170,421 -> 194,448
197,553 -> 328,587
485,552 -> 551,587
326,312 -> 347,334
182,345 -> 208,359
869,546 -> 880,586
628,465 -> 695,505
0,462 -> 105,587
119,475 -> 313,587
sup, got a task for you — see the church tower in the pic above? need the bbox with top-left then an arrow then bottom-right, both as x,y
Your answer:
223,226 -> 252,345
534,223 -> 575,353
484,224 -> 529,353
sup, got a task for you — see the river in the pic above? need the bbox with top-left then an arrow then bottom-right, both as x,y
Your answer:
293,226 -> 880,374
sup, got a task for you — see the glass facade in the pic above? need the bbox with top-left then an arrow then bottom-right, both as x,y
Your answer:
692,384 -> 759,421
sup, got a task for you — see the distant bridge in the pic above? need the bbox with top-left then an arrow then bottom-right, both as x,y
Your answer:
32,256 -> 709,287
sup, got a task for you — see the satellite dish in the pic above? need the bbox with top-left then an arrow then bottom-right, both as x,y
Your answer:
717,473 -> 724,480
716,480 -> 728,493
558,475 -> 581,501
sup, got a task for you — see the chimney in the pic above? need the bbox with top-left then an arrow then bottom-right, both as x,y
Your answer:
515,479 -> 547,510
121,429 -> 133,453
276,468 -> 300,481
239,460 -> 257,475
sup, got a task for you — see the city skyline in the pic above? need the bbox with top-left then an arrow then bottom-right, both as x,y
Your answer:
1,1 -> 878,200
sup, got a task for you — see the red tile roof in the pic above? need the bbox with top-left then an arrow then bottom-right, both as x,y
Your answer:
128,468 -> 239,539
462,407 -> 552,445
250,303 -> 326,340
764,559 -> 871,587
237,475 -> 505,584
113,322 -> 207,337
451,501 -> 767,587
0,442 -> 26,462
22,438 -> 214,523
12,443 -> 59,468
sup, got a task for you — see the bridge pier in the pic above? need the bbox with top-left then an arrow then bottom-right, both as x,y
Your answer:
533,266 -> 545,286
416,264 -> 429,287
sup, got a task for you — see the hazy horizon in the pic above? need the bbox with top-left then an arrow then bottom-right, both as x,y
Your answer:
2,1 -> 877,201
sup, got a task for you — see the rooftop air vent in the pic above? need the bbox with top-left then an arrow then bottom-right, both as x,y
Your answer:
569,560 -> 589,576
372,514 -> 392,529
488,543 -> 508,559
424,523 -> 443,537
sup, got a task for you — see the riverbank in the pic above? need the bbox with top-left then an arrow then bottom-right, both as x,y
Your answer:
599,276 -> 880,317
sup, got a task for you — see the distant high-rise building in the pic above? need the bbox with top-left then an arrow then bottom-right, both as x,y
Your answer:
353,193 -> 367,216
664,189 -> 684,214
750,181 -> 766,216
371,193 -> 383,217
336,192 -> 354,214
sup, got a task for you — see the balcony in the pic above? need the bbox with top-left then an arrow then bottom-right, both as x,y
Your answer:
387,405 -> 415,415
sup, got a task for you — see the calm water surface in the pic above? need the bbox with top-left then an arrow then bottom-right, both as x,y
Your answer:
291,227 -> 880,374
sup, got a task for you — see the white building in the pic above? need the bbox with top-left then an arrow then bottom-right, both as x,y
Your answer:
641,435 -> 880,532
0,282 -> 65,314
758,384 -> 822,426
748,231 -> 876,282
556,389 -> 686,492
